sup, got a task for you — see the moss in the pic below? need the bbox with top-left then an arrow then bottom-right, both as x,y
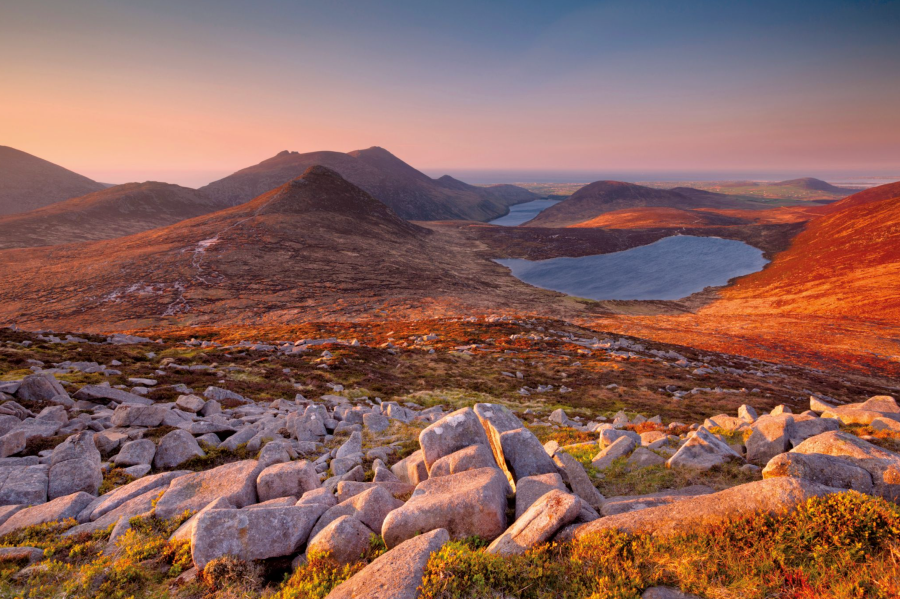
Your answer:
174,442 -> 255,472
98,468 -> 136,495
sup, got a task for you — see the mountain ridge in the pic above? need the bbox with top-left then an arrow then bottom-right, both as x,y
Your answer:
0,146 -> 106,216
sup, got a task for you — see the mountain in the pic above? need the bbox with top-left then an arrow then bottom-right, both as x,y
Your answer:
567,207 -> 752,229
0,166 -> 556,331
0,182 -> 223,249
773,177 -> 858,194
704,180 -> 900,323
200,146 -> 537,221
0,146 -> 106,215
523,181 -> 761,228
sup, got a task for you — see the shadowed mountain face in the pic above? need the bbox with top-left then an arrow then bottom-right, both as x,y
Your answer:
523,181 -> 760,228
0,166 -> 560,331
0,182 -> 223,249
200,146 -> 537,221
0,146 -> 105,215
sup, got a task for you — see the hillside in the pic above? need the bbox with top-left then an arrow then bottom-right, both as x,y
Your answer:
773,177 -> 859,194
0,182 -> 222,249
0,166 -> 562,331
568,207 -> 751,229
523,181 -> 761,228
0,146 -> 105,215
201,147 -> 537,221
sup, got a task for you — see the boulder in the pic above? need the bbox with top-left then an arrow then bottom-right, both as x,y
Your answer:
73,385 -> 151,405
599,428 -> 641,449
626,447 -> 666,469
311,485 -> 403,540
324,528 -> 449,599
390,450 -> 428,486
791,415 -> 840,446
666,427 -> 740,470
191,504 -> 327,570
256,460 -> 320,502
0,465 -> 48,506
791,431 -> 900,500
861,396 -> 900,413
113,439 -> 156,467
562,478 -> 837,541
0,430 -> 26,458
809,396 -> 837,414
601,486 -> 715,517
498,428 -> 557,483
297,487 -> 338,508
15,375 -> 66,402
175,394 -> 206,413
84,471 -> 188,522
738,405 -> 758,423
762,452 -> 873,493
0,492 -> 94,536
153,429 -> 204,469
381,467 -> 508,548
48,432 -> 101,499
334,431 -> 362,460
487,489 -> 580,555
592,436 -> 636,470
334,481 -> 414,503
363,413 -> 390,433
418,408 -> 490,471
515,472 -> 568,519
306,515 -> 374,565
287,411 -> 327,441
551,450 -> 605,510
202,386 -> 248,404
429,444 -> 497,478
110,404 -> 169,428
154,460 -> 261,520
745,415 -> 796,465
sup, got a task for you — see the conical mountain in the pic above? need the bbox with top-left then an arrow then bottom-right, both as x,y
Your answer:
0,146 -> 105,215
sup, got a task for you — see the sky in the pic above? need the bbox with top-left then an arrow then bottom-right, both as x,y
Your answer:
2,0 -> 899,187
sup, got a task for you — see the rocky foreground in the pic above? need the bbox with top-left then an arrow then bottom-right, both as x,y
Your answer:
0,320 -> 897,598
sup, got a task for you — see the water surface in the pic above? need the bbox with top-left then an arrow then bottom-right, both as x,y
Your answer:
489,200 -> 559,226
496,235 -> 767,300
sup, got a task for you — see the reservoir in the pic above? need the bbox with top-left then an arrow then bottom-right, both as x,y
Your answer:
489,199 -> 560,226
495,235 -> 768,300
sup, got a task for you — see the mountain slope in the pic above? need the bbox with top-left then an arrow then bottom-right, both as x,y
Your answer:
812,180 -> 900,215
773,177 -> 858,194
0,146 -> 105,215
523,181 -> 760,228
568,207 -> 752,229
0,166 -> 558,331
200,147 -> 536,221
0,182 -> 222,249
704,180 -> 900,323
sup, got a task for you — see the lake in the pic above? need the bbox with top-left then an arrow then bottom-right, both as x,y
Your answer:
489,199 -> 560,226
495,235 -> 768,300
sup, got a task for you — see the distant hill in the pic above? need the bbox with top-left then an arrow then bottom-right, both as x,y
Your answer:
0,146 -> 105,215
201,147 -> 537,221
568,207 -> 751,229
0,182 -> 222,249
706,180 -> 900,323
0,166 -> 552,330
773,177 -> 859,194
523,181 -> 760,228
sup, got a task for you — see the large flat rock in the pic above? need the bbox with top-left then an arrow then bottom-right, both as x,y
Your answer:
154,460 -> 260,520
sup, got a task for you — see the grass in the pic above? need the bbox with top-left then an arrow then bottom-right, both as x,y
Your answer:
419,492 -> 900,599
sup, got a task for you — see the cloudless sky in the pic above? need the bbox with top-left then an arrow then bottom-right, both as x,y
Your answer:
1,0 -> 899,186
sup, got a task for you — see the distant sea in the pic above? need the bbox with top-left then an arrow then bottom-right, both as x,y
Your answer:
425,169 -> 900,187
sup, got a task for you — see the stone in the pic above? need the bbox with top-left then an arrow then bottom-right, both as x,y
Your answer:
626,447 -> 666,469
549,409 -> 570,426
287,411 -> 327,441
73,385 -> 152,405
762,452 -> 873,493
0,465 -> 48,506
363,413 -> 390,433
324,528 -> 449,599
306,515 -> 374,565
599,428 -> 641,449
311,485 -> 403,540
498,427 -> 557,483
592,436 -> 637,470
256,460 -> 320,502
666,427 -> 741,470
334,431 -> 362,460
0,546 -> 43,564
0,492 -> 94,535
791,414 -> 840,446
297,488 -> 338,508
48,432 -> 101,499
419,408 -> 490,471
515,472 -> 567,519
639,431 -> 667,446
202,386 -> 249,404
334,481 -> 414,503
487,489 -> 580,555
390,450 -> 428,486
601,486 -> 715,516
872,417 -> 900,432
791,431 -> 900,500
642,587 -> 701,599
0,416 -> 21,438
154,460 -> 261,519
738,404 -> 758,423
0,505 -> 26,527
86,471 -> 188,522
93,430 -> 129,454
175,394 -> 206,413
111,405 -> 169,428
65,487 -> 159,537
429,444 -> 497,478
113,439 -> 156,467
551,450 -> 605,510
381,467 -> 508,548
153,430 -> 204,469
15,375 -> 66,402
562,478 -> 837,541
168,497 -> 234,543
191,504 -> 328,570
0,430 -> 26,458
861,396 -> 900,412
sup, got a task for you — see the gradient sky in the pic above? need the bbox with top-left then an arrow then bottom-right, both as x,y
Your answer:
2,0 -> 899,187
